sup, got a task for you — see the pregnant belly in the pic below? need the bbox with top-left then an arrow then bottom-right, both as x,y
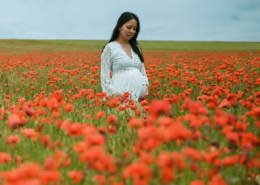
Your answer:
111,69 -> 146,99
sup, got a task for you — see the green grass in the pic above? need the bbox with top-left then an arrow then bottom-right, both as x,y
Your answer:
0,39 -> 260,54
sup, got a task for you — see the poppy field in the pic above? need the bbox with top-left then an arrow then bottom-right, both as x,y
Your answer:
0,47 -> 260,185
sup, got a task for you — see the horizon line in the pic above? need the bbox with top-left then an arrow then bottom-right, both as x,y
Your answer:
0,39 -> 260,43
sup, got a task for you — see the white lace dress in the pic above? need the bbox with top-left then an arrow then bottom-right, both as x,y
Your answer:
100,41 -> 149,101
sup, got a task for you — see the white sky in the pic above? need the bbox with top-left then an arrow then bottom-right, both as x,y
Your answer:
0,0 -> 260,41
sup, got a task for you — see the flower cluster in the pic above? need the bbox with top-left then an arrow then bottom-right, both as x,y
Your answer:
0,50 -> 260,184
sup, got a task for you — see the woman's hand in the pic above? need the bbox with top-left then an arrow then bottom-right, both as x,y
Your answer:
112,92 -> 124,101
139,85 -> 148,102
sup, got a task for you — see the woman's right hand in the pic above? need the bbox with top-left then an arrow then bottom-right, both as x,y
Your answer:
112,92 -> 124,100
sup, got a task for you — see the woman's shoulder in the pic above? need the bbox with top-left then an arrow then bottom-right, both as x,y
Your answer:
105,41 -> 116,48
102,41 -> 115,53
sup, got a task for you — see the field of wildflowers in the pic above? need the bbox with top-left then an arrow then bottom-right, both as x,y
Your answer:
0,48 -> 260,185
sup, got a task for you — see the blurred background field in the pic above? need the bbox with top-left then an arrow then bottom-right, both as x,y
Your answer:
0,39 -> 260,54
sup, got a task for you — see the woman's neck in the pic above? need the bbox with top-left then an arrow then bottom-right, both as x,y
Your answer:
116,36 -> 129,45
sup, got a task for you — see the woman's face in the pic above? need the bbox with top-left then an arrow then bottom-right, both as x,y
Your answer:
119,19 -> 137,41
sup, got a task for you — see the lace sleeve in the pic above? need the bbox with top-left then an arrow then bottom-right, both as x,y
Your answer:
101,44 -> 117,95
137,44 -> 149,87
140,63 -> 149,87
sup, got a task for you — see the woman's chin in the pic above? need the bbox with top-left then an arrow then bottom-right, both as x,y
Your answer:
125,37 -> 132,41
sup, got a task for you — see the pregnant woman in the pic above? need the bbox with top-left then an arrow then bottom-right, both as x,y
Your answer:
100,12 -> 149,103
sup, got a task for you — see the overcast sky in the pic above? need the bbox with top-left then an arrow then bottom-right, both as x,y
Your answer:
0,0 -> 260,41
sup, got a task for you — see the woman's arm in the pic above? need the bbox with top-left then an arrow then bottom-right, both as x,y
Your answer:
100,45 -> 117,96
137,44 -> 149,87
140,63 -> 149,87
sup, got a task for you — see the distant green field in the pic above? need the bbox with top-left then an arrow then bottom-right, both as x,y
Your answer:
0,39 -> 260,54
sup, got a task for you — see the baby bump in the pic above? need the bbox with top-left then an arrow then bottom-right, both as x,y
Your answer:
112,69 -> 146,97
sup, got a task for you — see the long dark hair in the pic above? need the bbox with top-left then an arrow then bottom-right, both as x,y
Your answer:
102,12 -> 144,63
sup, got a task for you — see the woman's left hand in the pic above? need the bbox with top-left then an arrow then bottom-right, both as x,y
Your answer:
139,85 -> 149,101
